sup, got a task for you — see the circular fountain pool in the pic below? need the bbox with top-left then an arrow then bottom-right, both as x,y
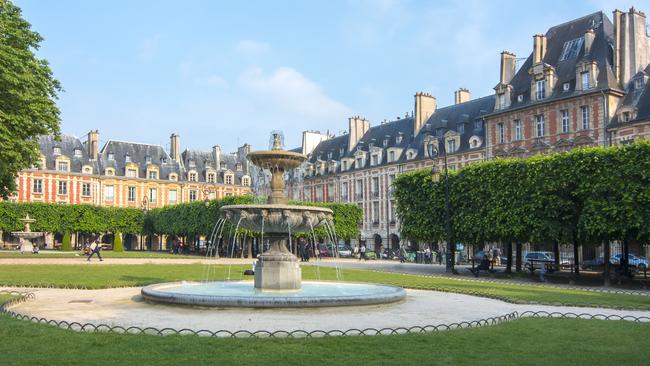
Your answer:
142,281 -> 406,308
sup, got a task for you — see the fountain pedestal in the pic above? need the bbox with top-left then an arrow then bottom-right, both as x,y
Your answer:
255,236 -> 301,290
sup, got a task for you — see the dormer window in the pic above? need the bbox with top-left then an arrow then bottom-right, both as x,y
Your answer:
389,150 -> 395,162
169,173 -> 178,181
207,172 -> 216,183
517,94 -> 524,102
242,176 -> 250,186
220,162 -> 226,170
635,78 -> 644,90
188,172 -> 197,182
145,155 -> 152,164
356,157 -> 363,169
74,149 -> 82,158
57,161 -> 69,172
371,155 -> 379,166
125,155 -> 131,163
148,170 -> 158,180
396,134 -> 403,144
327,152 -> 332,160
236,163 -> 242,171
161,157 -> 168,164
536,79 -> 546,100
53,147 -> 61,155
563,82 -> 570,91
622,112 -> 631,122
225,173 -> 234,185
108,152 -> 114,160
457,124 -> 464,134
581,71 -> 590,90
339,148 -> 344,156
498,94 -> 506,110
447,140 -> 457,153
383,138 -> 389,147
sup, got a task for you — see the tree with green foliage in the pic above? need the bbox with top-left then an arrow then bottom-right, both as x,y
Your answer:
0,0 -> 61,198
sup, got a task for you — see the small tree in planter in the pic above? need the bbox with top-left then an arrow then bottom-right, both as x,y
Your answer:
113,232 -> 123,252
61,231 -> 72,251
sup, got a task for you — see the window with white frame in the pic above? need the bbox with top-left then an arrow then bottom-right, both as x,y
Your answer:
372,201 -> 380,224
189,190 -> 197,202
74,149 -> 82,158
355,179 -> 363,200
371,155 -> 378,166
498,94 -> 506,110
168,190 -> 177,204
128,186 -> 136,202
207,173 -> 215,183
581,106 -> 590,129
148,188 -> 157,203
225,174 -> 234,185
447,139 -> 456,153
125,155 -> 131,163
514,120 -> 522,141
341,182 -> 348,201
581,71 -> 590,90
497,123 -> 505,144
126,168 -> 137,178
33,179 -> 42,193
188,172 -> 197,182
389,151 -> 395,162
82,183 -> 91,197
108,152 -> 114,160
561,109 -> 570,133
242,176 -> 250,186
104,185 -> 114,201
148,170 -> 158,180
57,161 -> 69,172
58,181 -> 67,195
536,80 -> 546,100
535,114 -> 545,137
53,147 -> 61,155
145,155 -> 152,164
371,177 -> 379,198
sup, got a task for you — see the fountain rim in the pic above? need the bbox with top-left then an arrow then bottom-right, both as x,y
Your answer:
141,280 -> 407,308
219,204 -> 333,214
247,150 -> 307,159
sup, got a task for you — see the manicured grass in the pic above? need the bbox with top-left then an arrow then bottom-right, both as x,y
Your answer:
1,264 -> 649,309
0,302 -> 647,366
0,250 -> 199,259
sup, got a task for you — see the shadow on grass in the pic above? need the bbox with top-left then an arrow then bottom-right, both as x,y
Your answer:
119,276 -> 167,286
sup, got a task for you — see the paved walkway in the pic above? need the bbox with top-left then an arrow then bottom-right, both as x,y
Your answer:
4,286 -> 650,335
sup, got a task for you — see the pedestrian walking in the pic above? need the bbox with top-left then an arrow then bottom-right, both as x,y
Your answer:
359,245 -> 367,261
87,238 -> 103,262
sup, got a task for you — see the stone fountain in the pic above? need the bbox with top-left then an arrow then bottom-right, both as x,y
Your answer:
11,214 -> 44,252
220,133 -> 333,290
141,132 -> 405,307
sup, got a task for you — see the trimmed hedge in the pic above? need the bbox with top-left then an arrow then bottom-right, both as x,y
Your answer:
393,141 -> 650,247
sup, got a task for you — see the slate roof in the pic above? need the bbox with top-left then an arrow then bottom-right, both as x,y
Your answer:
490,11 -> 622,115
38,134 -> 97,172
100,140 -> 180,179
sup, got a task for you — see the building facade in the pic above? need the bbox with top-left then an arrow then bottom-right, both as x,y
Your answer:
287,7 -> 650,252
11,131 -> 252,209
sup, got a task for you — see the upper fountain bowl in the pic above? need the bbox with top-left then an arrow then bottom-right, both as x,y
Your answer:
220,204 -> 333,233
247,150 -> 306,171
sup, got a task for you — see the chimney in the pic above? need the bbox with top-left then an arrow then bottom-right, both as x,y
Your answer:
454,88 -> 471,104
87,130 -> 99,160
170,133 -> 180,162
212,145 -> 221,170
533,34 -> 547,64
347,116 -> 370,152
499,51 -> 517,84
414,92 -> 436,136
584,28 -> 595,55
613,8 -> 649,87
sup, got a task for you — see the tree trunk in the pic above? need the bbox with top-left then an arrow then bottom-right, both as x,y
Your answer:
553,241 -> 560,267
515,242 -> 522,272
623,239 -> 630,276
603,239 -> 611,287
573,239 -> 580,278
505,242 -> 513,274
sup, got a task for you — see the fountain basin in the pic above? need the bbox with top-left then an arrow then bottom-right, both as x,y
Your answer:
141,281 -> 406,308
220,204 -> 333,233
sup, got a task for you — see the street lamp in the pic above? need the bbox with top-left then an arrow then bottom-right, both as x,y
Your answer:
427,140 -> 454,273
140,196 -> 149,251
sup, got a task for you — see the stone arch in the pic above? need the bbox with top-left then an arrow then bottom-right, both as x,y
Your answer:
390,234 -> 400,251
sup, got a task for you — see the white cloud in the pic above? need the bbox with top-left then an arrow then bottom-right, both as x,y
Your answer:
235,40 -> 271,55
238,66 -> 351,120
197,75 -> 229,88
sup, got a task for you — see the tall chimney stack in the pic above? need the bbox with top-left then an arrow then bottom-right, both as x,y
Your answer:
87,130 -> 99,160
613,8 -> 649,88
414,92 -> 437,136
499,51 -> 517,84
212,145 -> 221,170
454,88 -> 471,104
170,133 -> 181,162
347,116 -> 370,152
533,34 -> 547,64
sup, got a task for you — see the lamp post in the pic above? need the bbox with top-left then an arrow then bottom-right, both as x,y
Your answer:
427,141 -> 454,273
141,196 -> 149,251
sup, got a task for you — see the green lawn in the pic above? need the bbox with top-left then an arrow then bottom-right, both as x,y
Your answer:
1,264 -> 649,309
0,301 -> 647,366
0,250 -> 199,259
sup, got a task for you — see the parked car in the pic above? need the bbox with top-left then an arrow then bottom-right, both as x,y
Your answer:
581,257 -> 605,270
611,254 -> 648,269
336,244 -> 353,258
523,251 -> 554,270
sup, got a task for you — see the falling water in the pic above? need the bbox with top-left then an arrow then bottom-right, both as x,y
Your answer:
202,218 -> 224,283
226,217 -> 243,281
307,220 -> 322,281
324,220 -> 344,281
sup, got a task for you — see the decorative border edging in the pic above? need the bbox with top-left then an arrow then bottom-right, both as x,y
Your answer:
1,290 -> 649,338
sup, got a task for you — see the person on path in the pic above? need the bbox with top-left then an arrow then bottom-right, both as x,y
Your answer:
359,245 -> 367,261
87,238 -> 103,262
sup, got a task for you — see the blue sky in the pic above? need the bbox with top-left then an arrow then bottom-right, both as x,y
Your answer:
17,0 -> 646,153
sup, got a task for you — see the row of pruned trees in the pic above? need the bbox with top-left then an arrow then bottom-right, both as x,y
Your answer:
393,141 -> 650,278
